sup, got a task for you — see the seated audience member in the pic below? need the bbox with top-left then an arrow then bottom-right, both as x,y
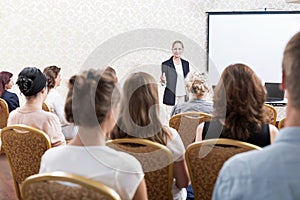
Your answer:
111,72 -> 190,200
196,63 -> 278,147
0,71 -> 19,112
213,32 -> 300,200
39,69 -> 147,200
43,65 -> 78,139
170,71 -> 213,116
7,67 -> 66,147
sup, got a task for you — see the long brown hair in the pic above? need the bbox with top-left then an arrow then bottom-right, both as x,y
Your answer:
111,72 -> 172,145
213,63 -> 266,140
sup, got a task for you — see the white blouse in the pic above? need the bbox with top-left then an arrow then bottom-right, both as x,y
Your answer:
174,62 -> 186,96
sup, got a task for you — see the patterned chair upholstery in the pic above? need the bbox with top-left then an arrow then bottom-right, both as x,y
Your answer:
1,125 -> 51,199
263,104 -> 277,125
169,112 -> 213,148
185,138 -> 261,200
278,117 -> 286,129
107,138 -> 173,200
0,98 -> 9,129
21,171 -> 121,200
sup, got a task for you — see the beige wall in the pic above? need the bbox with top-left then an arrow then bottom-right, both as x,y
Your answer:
1,0 -> 299,110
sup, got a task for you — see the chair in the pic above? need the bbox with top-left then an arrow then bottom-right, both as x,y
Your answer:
278,117 -> 286,129
169,112 -> 213,148
0,98 -> 9,155
185,138 -> 261,200
263,104 -> 277,125
107,138 -> 173,200
1,125 -> 51,200
0,98 -> 9,129
21,171 -> 121,200
42,102 -> 51,112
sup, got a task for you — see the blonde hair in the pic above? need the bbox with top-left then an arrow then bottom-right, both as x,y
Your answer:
185,71 -> 209,97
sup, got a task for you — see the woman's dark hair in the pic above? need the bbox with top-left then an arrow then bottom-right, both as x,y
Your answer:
0,71 -> 13,96
213,63 -> 266,140
16,67 -> 47,97
65,68 -> 120,127
43,66 -> 61,90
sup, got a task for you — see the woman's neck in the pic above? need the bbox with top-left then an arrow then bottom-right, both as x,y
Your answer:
173,57 -> 181,64
70,126 -> 107,146
22,98 -> 43,111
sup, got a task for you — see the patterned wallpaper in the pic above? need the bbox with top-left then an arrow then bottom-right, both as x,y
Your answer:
0,0 -> 299,109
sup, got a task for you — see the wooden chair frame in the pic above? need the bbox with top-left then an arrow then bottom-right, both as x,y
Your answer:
42,102 -> 51,112
107,138 -> 174,200
21,171 -> 121,200
278,117 -> 286,129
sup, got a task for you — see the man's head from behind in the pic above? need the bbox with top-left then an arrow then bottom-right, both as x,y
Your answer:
282,32 -> 300,109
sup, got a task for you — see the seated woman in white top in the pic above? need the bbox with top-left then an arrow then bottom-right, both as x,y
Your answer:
111,72 -> 190,200
8,67 -> 66,147
39,68 -> 147,200
43,66 -> 78,139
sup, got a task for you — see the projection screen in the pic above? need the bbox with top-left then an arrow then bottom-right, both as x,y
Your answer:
207,11 -> 300,85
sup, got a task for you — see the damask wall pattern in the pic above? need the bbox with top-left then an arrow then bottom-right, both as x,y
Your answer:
0,0 -> 299,104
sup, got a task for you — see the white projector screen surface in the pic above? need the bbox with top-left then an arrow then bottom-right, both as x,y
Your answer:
208,12 -> 300,85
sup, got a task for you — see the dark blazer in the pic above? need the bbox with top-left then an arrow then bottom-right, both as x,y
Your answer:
1,90 -> 19,112
161,56 -> 189,105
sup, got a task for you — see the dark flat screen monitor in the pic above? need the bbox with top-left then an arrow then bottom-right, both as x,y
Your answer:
265,82 -> 284,102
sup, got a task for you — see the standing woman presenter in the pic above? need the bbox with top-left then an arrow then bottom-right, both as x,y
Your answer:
161,40 -> 190,106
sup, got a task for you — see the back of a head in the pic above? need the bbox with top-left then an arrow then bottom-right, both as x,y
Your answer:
185,71 -> 209,97
65,68 -> 120,127
16,67 -> 47,97
0,71 -> 13,96
43,66 -> 61,90
283,32 -> 300,109
213,63 -> 266,140
113,72 -> 168,143
122,72 -> 161,130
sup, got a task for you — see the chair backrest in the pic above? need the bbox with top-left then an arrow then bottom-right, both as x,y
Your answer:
42,102 -> 51,112
1,125 -> 51,199
185,138 -> 261,200
278,117 -> 286,129
0,98 -> 9,129
21,171 -> 121,200
107,138 -> 173,200
263,104 -> 277,125
169,112 -> 213,148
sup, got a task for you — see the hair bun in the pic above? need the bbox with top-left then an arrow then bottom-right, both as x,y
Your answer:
17,76 -> 33,95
